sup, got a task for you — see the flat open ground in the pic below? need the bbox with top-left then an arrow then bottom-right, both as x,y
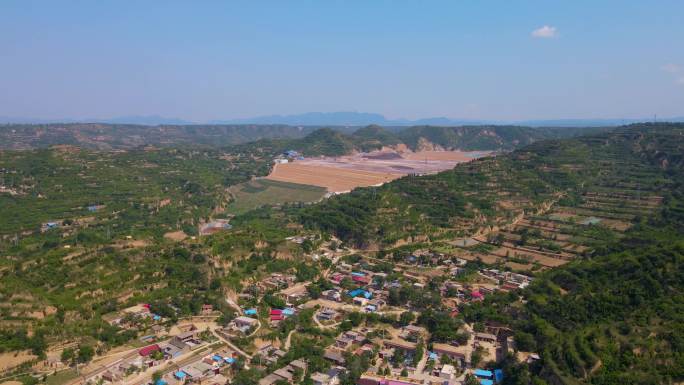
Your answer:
266,163 -> 396,193
0,350 -> 36,372
226,179 -> 327,214
267,149 -> 489,192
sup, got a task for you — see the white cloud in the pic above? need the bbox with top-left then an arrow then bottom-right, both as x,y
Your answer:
531,25 -> 557,38
661,64 -> 684,86
662,63 -> 681,74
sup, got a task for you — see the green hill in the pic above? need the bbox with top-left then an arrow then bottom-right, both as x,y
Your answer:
395,125 -> 606,151
351,125 -> 402,151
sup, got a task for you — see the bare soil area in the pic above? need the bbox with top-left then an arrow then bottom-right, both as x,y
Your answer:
267,149 -> 488,192
0,351 -> 37,372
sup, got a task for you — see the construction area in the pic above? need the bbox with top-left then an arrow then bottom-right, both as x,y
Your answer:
266,149 -> 490,193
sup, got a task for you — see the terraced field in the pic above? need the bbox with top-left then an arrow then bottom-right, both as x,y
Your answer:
463,128 -> 671,271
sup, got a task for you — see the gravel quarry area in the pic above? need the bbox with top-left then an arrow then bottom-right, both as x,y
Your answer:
267,149 -> 490,192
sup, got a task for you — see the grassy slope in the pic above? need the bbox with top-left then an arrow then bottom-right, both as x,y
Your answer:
226,179 -> 326,215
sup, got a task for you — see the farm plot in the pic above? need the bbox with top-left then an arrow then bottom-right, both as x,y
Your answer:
226,179 -> 326,214
267,163 -> 398,192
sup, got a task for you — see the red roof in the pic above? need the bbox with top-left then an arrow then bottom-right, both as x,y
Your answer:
471,290 -> 484,299
358,378 -> 379,385
270,309 -> 283,315
271,315 -> 284,321
138,344 -> 161,356
352,275 -> 370,284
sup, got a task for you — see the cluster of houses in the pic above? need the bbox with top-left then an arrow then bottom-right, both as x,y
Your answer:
479,269 -> 533,291
104,304 -> 166,329
274,150 -> 305,164
88,327 -> 217,385
170,348 -> 238,385
326,268 -> 389,312
226,315 -> 259,335
87,240 -> 532,385
241,273 -> 300,299
355,368 -> 503,385
307,314 -> 509,385
257,359 -> 307,385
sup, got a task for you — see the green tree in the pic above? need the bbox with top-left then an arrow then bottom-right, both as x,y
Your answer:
77,345 -> 95,363
61,348 -> 75,363
399,311 -> 415,326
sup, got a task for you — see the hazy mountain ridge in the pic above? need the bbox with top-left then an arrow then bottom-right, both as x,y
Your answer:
0,122 -> 612,152
3,111 -> 683,127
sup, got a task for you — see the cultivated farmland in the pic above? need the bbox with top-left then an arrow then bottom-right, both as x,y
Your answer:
226,179 -> 326,214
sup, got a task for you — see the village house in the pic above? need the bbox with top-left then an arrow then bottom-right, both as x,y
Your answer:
474,332 -> 497,344
280,284 -> 309,304
400,325 -> 426,341
322,289 -> 342,302
310,366 -> 345,385
232,316 -> 259,333
324,348 -> 347,365
383,339 -> 417,355
259,359 -> 307,385
432,343 -> 469,367
317,308 -> 339,322
439,364 -> 456,380
138,344 -> 161,357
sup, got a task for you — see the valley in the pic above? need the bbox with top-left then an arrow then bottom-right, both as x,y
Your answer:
1,123 -> 683,385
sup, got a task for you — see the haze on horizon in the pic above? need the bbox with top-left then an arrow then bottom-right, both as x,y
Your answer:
1,1 -> 683,123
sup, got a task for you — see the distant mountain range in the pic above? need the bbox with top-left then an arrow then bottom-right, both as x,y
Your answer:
2,112 -> 683,127
0,121 -> 611,152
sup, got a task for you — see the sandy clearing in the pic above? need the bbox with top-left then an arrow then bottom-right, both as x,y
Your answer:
403,150 -> 488,161
267,149 -> 489,193
163,231 -> 188,241
0,351 -> 37,372
267,163 -> 396,192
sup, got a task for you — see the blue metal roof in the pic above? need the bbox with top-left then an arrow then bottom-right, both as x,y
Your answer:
348,289 -> 372,299
480,380 -> 493,385
474,369 -> 493,378
494,369 -> 503,383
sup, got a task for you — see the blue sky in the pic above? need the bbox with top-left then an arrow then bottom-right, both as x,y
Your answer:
1,0 -> 683,121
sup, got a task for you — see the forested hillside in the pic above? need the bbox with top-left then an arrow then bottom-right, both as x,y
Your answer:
0,123 -> 607,152
0,123 -> 321,150
500,139 -> 684,384
297,124 -> 677,248
293,123 -> 684,384
394,125 -> 606,151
